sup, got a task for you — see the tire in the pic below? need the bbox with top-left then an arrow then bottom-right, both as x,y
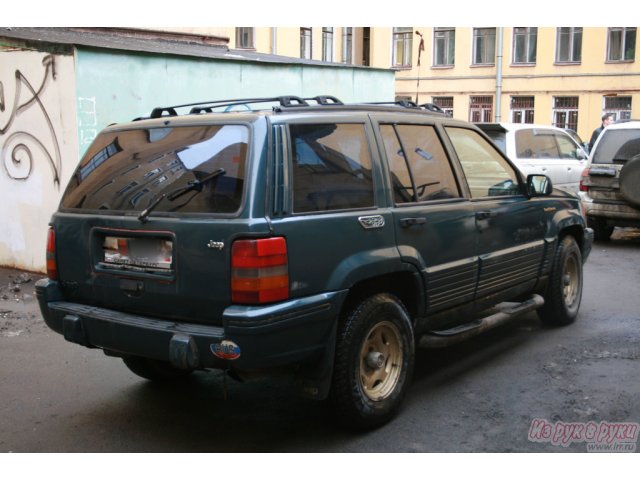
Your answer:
588,217 -> 613,242
330,293 -> 415,430
619,155 -> 640,209
122,355 -> 194,382
538,236 -> 583,326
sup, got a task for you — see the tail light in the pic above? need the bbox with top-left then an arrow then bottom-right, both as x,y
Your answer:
231,237 -> 289,304
579,167 -> 590,192
46,227 -> 58,280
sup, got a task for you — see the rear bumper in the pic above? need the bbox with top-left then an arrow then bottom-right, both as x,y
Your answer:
581,195 -> 640,225
36,278 -> 346,373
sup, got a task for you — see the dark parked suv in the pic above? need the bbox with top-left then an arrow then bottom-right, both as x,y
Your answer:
37,96 -> 593,428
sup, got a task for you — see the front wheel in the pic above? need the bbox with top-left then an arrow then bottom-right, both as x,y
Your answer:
330,293 -> 415,430
538,236 -> 583,326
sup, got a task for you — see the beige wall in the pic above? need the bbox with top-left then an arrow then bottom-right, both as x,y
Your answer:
391,27 -> 640,140
0,51 -> 78,272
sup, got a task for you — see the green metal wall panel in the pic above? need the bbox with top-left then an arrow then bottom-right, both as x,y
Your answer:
74,48 -> 395,156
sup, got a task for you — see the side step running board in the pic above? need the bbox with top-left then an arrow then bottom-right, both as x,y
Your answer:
418,294 -> 544,349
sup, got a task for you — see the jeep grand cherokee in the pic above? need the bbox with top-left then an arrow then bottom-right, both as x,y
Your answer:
37,95 -> 593,429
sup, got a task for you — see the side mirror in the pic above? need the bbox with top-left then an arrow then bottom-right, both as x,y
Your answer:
527,174 -> 553,196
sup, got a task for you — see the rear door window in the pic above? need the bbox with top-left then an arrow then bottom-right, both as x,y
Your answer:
515,128 -> 560,159
380,124 -> 460,203
290,123 -> 375,213
61,125 -> 249,214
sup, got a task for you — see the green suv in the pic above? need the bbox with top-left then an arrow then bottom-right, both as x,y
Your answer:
37,96 -> 593,428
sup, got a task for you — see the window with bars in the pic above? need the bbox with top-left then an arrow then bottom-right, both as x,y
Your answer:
322,27 -> 334,62
469,96 -> 493,123
300,27 -> 312,59
473,28 -> 496,65
607,27 -> 636,62
235,27 -> 255,49
556,27 -> 582,63
511,96 -> 535,124
343,27 -> 353,64
513,27 -> 537,64
432,96 -> 454,116
434,27 -> 455,66
604,96 -> 633,121
392,27 -> 413,67
553,96 -> 579,131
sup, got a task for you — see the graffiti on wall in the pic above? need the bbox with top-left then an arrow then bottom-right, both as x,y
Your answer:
0,54 -> 62,187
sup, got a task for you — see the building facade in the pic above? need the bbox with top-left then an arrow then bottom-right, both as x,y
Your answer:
208,27 -> 639,142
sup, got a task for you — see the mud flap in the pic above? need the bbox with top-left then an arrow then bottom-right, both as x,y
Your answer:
295,320 -> 337,400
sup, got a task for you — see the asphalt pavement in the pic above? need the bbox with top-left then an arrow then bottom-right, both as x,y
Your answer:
1,228 -> 639,454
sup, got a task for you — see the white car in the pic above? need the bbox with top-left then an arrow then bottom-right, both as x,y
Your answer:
477,123 -> 589,193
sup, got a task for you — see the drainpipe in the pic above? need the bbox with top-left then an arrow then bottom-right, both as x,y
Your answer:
272,27 -> 277,55
495,27 -> 503,122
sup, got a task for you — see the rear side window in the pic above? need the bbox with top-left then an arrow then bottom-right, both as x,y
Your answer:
446,127 -> 521,198
61,125 -> 249,214
290,123 -> 374,213
592,129 -> 640,164
515,128 -> 559,159
380,124 -> 460,203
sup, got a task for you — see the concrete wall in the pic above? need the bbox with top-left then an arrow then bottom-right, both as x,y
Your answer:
1,44 -> 395,272
0,50 -> 78,272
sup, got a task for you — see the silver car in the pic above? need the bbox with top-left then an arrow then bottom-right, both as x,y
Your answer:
477,123 -> 589,193
579,120 -> 640,241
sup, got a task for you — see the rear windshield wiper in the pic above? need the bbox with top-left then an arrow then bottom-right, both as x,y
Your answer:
138,168 -> 225,223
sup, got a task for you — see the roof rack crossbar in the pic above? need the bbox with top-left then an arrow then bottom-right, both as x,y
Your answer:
148,96 -> 312,118
305,95 -> 344,105
364,100 -> 420,108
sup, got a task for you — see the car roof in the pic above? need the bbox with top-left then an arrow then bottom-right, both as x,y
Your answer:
602,120 -> 640,130
476,123 -> 570,134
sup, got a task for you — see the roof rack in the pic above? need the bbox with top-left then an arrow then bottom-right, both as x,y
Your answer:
134,95 -> 445,121
140,96 -> 346,120
420,103 -> 447,114
366,100 -> 420,108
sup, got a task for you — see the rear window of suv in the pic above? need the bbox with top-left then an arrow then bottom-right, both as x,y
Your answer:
61,125 -> 249,214
592,129 -> 640,164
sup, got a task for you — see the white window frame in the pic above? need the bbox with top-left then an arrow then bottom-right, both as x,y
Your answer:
472,28 -> 496,66
433,27 -> 455,67
392,27 -> 413,68
235,27 -> 255,49
322,27 -> 334,62
607,27 -> 636,62
512,27 -> 537,64
555,27 -> 582,64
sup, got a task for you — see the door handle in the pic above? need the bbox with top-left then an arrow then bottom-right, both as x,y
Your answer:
400,217 -> 427,228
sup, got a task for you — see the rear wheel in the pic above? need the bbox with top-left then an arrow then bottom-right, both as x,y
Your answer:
123,355 -> 194,381
330,293 -> 414,430
538,236 -> 583,326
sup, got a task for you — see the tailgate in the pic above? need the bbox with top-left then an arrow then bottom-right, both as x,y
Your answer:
53,213 -> 268,326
